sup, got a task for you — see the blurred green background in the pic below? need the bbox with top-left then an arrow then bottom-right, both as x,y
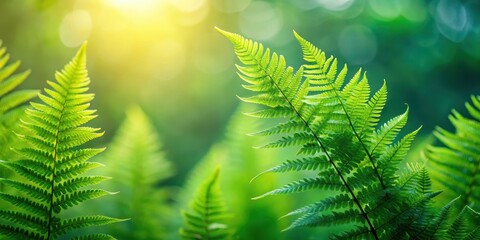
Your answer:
1,0 -> 479,184
0,1 -> 479,236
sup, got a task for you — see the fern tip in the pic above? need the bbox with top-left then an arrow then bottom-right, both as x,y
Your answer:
251,191 -> 270,200
281,226 -> 294,232
414,125 -> 423,133
117,218 -> 131,222
80,41 -> 88,50
251,196 -> 262,200
214,26 -> 224,33
73,41 -> 88,63
250,169 -> 272,183
292,30 -> 299,38
215,27 -> 236,42
293,30 -> 305,43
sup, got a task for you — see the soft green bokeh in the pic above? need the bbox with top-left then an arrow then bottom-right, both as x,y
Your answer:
1,0 -> 479,184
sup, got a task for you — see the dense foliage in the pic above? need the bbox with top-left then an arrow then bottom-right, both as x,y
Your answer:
217,28 -> 480,239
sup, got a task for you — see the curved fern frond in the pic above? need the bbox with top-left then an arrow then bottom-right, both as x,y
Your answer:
426,95 -> 480,209
0,43 -> 123,239
180,169 -> 233,240
218,28 -> 433,239
0,40 -> 38,163
95,106 -> 173,239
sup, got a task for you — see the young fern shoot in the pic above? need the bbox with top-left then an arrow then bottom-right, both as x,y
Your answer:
97,106 -> 174,239
0,43 -> 123,239
218,28 -> 437,239
180,169 -> 233,240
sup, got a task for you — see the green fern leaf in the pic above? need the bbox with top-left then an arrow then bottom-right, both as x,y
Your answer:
0,40 -> 38,188
426,95 -> 480,209
180,169 -> 233,240
0,43 -> 123,239
410,197 -> 480,239
173,103 -> 297,239
218,28 -> 434,239
92,106 -> 173,239
0,41 -> 37,118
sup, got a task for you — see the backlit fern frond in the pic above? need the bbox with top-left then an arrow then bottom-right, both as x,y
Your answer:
218,28 -> 434,239
0,40 -> 38,160
180,169 -> 233,240
426,95 -> 480,209
96,106 -> 173,239
0,43 -> 123,239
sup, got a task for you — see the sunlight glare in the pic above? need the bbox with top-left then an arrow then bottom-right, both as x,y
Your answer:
107,0 -> 160,13
59,10 -> 92,47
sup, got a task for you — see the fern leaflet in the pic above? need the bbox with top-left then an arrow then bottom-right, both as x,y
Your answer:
0,43 -> 123,239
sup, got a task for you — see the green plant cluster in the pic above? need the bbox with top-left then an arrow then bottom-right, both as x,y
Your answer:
0,28 -> 478,239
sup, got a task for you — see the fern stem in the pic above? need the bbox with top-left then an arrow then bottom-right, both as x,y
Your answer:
331,87 -> 386,190
202,172 -> 216,240
46,68 -> 74,240
46,99 -> 66,240
262,68 -> 380,240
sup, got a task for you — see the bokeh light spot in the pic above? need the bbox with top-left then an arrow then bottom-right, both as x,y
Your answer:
316,0 -> 354,11
176,3 -> 209,26
107,0 -> 159,13
399,0 -> 427,23
368,0 -> 401,20
211,0 -> 252,13
59,10 -> 92,48
435,0 -> 469,42
462,0 -> 480,58
289,0 -> 319,10
338,25 -> 377,65
169,0 -> 206,13
238,1 -> 283,41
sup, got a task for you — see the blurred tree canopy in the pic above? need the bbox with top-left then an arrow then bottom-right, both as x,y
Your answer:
0,0 -> 478,185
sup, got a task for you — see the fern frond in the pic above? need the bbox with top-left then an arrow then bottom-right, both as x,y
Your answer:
92,106 -> 173,239
173,103 -> 297,239
426,95 -> 480,209
0,41 -> 38,186
411,197 -> 480,239
219,28 -> 431,239
0,41 -> 37,118
0,43 -> 123,239
180,169 -> 233,240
